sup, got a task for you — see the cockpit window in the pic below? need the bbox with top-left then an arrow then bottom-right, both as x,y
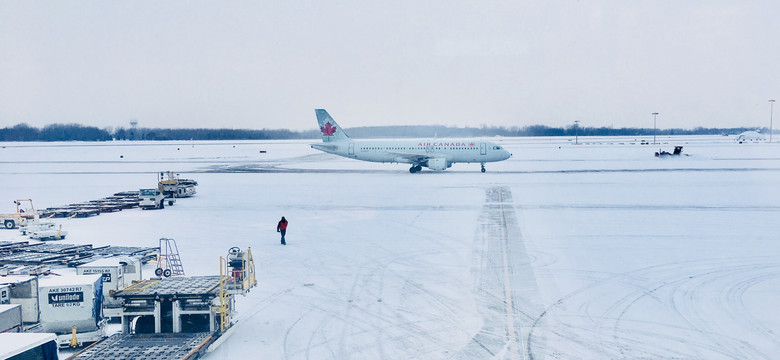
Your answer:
493,146 -> 502,150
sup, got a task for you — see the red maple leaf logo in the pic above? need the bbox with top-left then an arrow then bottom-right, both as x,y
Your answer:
321,122 -> 337,136
469,142 -> 475,147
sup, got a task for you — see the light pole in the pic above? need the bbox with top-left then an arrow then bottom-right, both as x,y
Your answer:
770,100 -> 775,143
651,112 -> 659,145
574,120 -> 580,144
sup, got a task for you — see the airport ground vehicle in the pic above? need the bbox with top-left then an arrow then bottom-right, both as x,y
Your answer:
27,222 -> 68,240
1,199 -> 38,229
158,171 -> 198,198
69,247 -> 257,359
138,189 -> 174,210
655,146 -> 684,157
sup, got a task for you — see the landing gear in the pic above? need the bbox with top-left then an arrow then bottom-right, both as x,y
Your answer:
409,165 -> 423,173
481,163 -> 486,173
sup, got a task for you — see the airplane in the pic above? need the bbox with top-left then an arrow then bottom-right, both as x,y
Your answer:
310,109 -> 512,173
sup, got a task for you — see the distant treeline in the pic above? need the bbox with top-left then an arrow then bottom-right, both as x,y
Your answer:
345,125 -> 766,138
0,123 -> 768,142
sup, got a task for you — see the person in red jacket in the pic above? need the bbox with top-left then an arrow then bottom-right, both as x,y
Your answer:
277,216 -> 288,245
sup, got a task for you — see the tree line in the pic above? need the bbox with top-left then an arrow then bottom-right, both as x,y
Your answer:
0,122 -> 768,142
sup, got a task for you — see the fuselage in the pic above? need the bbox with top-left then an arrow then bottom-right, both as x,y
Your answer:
311,139 -> 511,166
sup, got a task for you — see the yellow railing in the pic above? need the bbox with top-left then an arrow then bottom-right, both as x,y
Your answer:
216,247 -> 258,333
242,248 -> 257,290
217,256 -> 230,333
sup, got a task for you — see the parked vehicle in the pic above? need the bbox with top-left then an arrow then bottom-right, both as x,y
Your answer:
655,146 -> 684,157
20,219 -> 67,240
30,224 -> 67,241
158,171 -> 198,198
1,199 -> 38,229
138,188 -> 174,210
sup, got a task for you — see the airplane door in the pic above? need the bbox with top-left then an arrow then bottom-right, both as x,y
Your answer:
480,143 -> 487,155
348,143 -> 355,156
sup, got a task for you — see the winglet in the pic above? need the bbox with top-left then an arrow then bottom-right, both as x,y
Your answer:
315,109 -> 350,142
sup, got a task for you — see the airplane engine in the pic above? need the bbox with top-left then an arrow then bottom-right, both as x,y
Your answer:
426,158 -> 449,171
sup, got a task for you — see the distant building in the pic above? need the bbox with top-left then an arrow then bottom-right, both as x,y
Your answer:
735,130 -> 765,143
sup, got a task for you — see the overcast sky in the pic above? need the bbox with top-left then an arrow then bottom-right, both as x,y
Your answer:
1,1 -> 779,131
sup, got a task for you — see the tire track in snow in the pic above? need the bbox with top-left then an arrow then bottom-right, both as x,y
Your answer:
527,257 -> 780,359
460,186 -> 544,360
261,211 -> 485,359
284,244 -> 459,359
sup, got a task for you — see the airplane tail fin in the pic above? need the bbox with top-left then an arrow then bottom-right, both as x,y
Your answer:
315,109 -> 350,142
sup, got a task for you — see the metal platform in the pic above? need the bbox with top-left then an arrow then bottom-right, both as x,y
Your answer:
114,276 -> 221,299
22,243 -> 94,254
0,264 -> 50,275
68,332 -> 213,360
114,276 -> 226,335
112,191 -> 140,197
40,190 -> 141,218
92,246 -> 158,263
38,183 -> 190,220
0,252 -> 68,265
0,243 -> 98,267
92,246 -> 157,256
0,243 -> 160,268
0,241 -> 30,253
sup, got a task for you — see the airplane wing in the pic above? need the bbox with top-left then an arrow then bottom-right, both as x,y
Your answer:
386,151 -> 431,164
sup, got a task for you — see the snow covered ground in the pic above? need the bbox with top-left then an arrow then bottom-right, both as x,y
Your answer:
1,135 -> 779,359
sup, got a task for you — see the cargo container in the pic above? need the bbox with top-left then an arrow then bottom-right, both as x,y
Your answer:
37,274 -> 102,333
0,333 -> 58,359
0,275 -> 39,324
119,256 -> 143,283
77,257 -> 141,317
0,284 -> 9,304
0,304 -> 22,333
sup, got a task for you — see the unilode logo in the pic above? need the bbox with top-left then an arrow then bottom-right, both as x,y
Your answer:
321,122 -> 337,136
49,292 -> 83,304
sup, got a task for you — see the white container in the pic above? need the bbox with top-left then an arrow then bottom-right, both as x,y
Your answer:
0,304 -> 22,333
77,258 -> 125,309
119,256 -> 143,283
0,276 -> 39,323
0,284 -> 10,304
0,333 -> 58,360
37,274 -> 102,333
